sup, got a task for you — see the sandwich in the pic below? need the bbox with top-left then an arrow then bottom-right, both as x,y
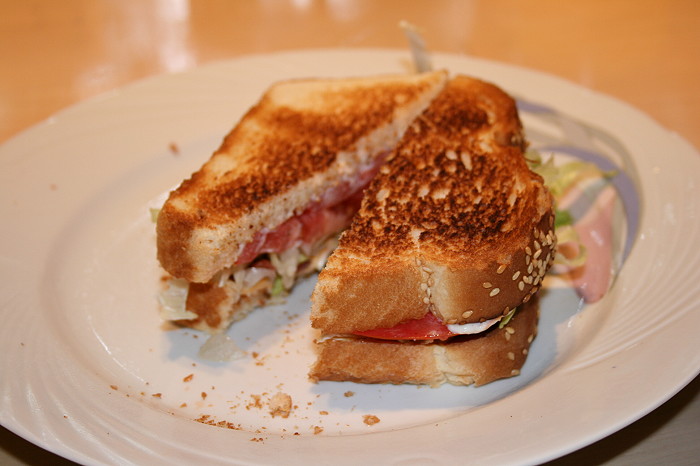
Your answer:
309,75 -> 556,387
155,70 -> 449,333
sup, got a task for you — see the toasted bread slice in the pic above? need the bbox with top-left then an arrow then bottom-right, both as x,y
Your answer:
311,75 -> 556,335
310,296 -> 539,387
157,70 -> 449,284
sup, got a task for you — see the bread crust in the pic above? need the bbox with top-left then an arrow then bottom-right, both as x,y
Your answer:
156,71 -> 449,283
311,76 -> 555,333
309,296 -> 539,387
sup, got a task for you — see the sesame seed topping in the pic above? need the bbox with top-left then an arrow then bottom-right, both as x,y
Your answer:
447,318 -> 457,325
511,369 -> 521,376
526,255 -> 531,265
527,334 -> 534,343
505,327 -> 515,334
462,310 -> 473,318
527,263 -> 534,274
533,249 -> 542,259
507,352 -> 515,360
523,349 -> 528,355
422,266 -> 432,273
482,282 -> 493,289
525,246 -> 532,256
518,281 -> 525,291
423,297 -> 430,304
420,283 -> 428,291
497,264 -> 507,274
533,229 -> 540,239
534,240 -> 541,250
504,332 -> 511,341
489,287 -> 500,297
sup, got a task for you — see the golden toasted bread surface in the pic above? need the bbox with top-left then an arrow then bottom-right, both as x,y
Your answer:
157,71 -> 448,283
311,76 -> 555,333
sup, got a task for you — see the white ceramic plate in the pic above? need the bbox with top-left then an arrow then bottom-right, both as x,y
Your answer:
1,49 -> 699,465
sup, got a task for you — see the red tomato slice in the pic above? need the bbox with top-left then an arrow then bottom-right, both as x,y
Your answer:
234,153 -> 385,265
353,313 -> 456,341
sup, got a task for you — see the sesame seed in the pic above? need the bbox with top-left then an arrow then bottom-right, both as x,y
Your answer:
447,318 -> 457,325
502,306 -> 510,315
533,249 -> 542,259
423,297 -> 430,304
533,229 -> 540,239
512,271 -> 520,280
533,276 -> 540,286
462,310 -> 473,318
505,327 -> 515,334
482,282 -> 493,289
504,332 -> 511,341
523,294 -> 531,303
527,263 -> 534,274
497,264 -> 507,274
507,352 -> 515,360
489,288 -> 500,297
511,369 -> 521,376
527,334 -> 534,343
523,349 -> 528,355
518,281 -> 525,291
420,283 -> 428,290
534,240 -> 541,251
525,246 -> 532,256
526,255 -> 531,265
422,266 -> 432,273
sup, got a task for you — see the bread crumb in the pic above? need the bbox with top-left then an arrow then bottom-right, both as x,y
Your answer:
313,426 -> 324,435
344,391 -> 355,397
152,393 -> 162,398
363,414 -> 380,426
269,392 -> 293,418
183,374 -> 194,382
319,410 -> 329,415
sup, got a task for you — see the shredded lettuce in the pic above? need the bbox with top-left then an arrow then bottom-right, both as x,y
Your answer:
498,308 -> 517,329
270,275 -> 285,297
149,207 -> 160,223
554,208 -> 574,229
526,150 -> 613,199
526,150 -> 607,269
554,225 -> 589,268
158,278 -> 197,321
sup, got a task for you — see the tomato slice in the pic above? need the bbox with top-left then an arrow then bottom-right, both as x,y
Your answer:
234,152 -> 386,265
353,313 -> 456,341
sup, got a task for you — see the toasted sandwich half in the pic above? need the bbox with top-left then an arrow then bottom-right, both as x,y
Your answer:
309,75 -> 556,387
156,70 -> 449,333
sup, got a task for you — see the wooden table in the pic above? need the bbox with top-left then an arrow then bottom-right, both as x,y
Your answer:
1,1 -> 698,464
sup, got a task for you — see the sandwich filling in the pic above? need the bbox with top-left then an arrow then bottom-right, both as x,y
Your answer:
351,312 -> 503,341
160,153 -> 388,331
